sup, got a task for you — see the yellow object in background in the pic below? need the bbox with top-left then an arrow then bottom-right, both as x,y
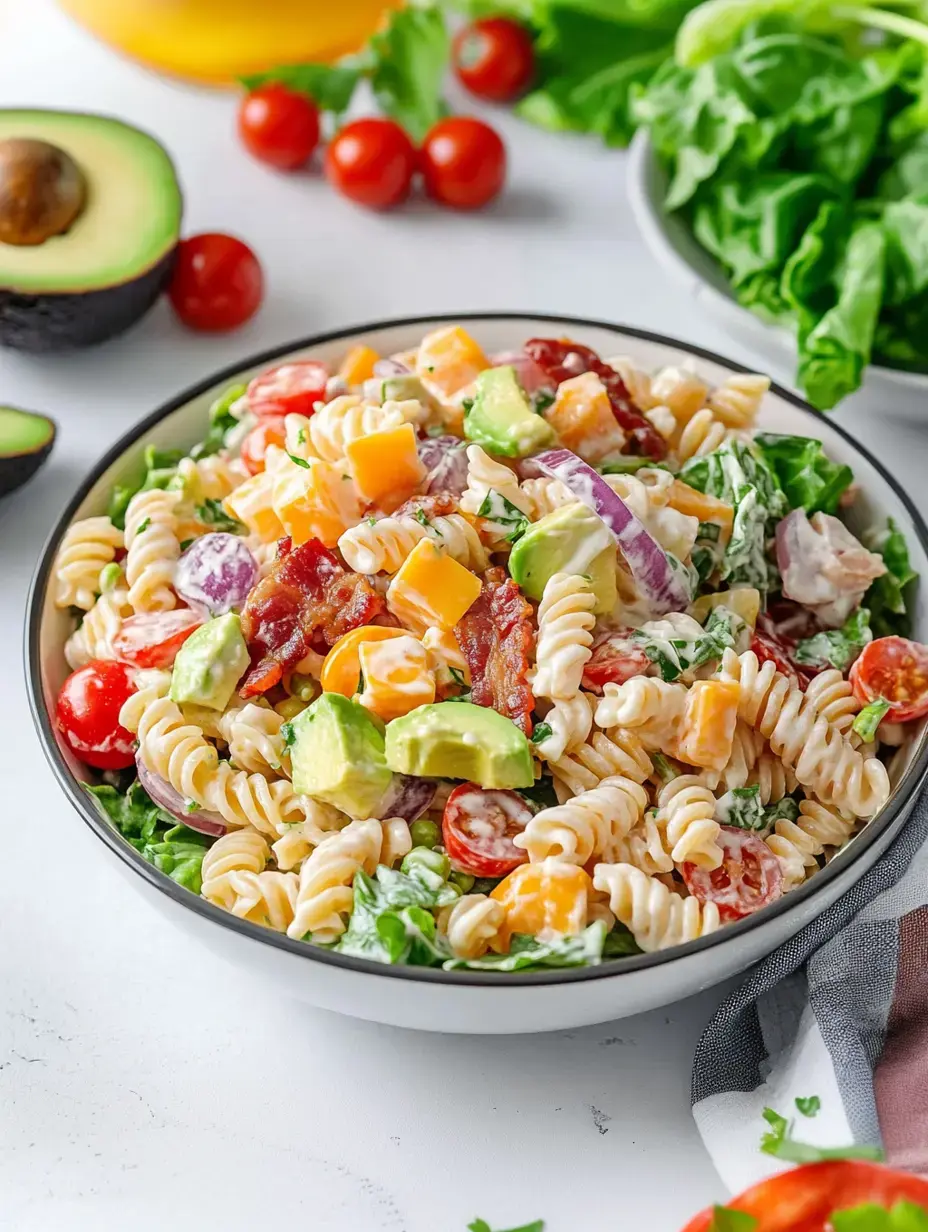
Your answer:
58,0 -> 400,85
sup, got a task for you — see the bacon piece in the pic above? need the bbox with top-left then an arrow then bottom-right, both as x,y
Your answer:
240,537 -> 384,696
455,566 -> 535,735
582,629 -> 650,693
392,490 -> 458,520
524,337 -> 667,459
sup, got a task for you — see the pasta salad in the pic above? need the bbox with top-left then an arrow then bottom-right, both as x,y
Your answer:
52,326 -> 927,971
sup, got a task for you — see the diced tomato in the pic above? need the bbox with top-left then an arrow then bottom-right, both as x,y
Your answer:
240,417 -> 288,475
752,618 -> 816,690
247,361 -> 329,418
112,609 -> 203,669
442,784 -> 532,878
682,826 -> 782,922
850,636 -> 928,723
681,1161 -> 928,1232
582,631 -> 650,692
455,567 -> 534,735
56,660 -> 137,771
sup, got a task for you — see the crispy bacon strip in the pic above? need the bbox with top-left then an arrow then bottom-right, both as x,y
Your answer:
240,536 -> 384,696
455,567 -> 535,735
524,337 -> 667,459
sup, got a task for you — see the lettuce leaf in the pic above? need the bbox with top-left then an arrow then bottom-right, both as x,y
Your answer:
830,1201 -> 928,1231
190,383 -> 246,461
444,922 -> 608,971
85,780 -> 209,892
754,432 -> 853,515
863,518 -> 918,638
239,63 -> 363,114
795,607 -> 871,671
369,4 -> 449,142
333,865 -> 457,964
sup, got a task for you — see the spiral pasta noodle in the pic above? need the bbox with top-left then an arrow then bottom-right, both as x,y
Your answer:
532,573 -> 595,701
605,355 -> 657,412
765,799 -> 857,891
549,728 -> 651,795
124,488 -> 181,613
674,409 -> 729,464
514,775 -> 648,865
65,584 -> 132,669
201,829 -> 299,931
700,721 -> 797,804
533,694 -> 594,763
53,516 -> 124,610
176,453 -> 248,503
706,373 -> 769,428
438,894 -> 504,959
592,862 -> 721,952
459,444 -> 531,530
610,813 -> 674,877
338,511 -> 487,575
286,818 -> 392,942
520,476 -> 576,521
289,396 -> 406,463
216,701 -> 291,777
648,366 -> 710,422
594,678 -> 688,745
654,776 -> 723,869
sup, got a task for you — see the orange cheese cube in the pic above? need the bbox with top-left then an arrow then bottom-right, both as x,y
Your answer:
223,471 -> 284,542
357,634 -> 435,722
416,325 -> 490,400
491,860 -> 591,951
321,626 -> 408,697
386,539 -> 481,632
346,423 -> 425,511
338,344 -> 380,386
678,679 -> 740,771
271,455 -> 361,548
667,479 -> 734,534
545,372 -> 623,463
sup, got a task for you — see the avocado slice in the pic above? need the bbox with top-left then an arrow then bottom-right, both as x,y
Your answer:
0,404 -> 55,495
290,693 -> 393,818
464,366 -> 556,458
508,503 -> 617,614
385,702 -> 534,790
0,110 -> 182,351
170,614 -> 250,712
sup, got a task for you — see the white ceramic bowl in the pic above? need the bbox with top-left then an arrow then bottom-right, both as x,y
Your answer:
627,132 -> 928,422
26,313 -> 928,1034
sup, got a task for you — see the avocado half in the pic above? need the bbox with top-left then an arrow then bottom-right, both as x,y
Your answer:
0,405 -> 55,495
0,110 -> 182,351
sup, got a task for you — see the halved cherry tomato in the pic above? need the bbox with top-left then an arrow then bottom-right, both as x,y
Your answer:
420,117 -> 506,210
240,417 -> 288,475
850,636 -> 928,723
168,233 -> 263,333
324,118 -> 417,211
581,632 -> 650,692
442,784 -> 532,877
452,18 -> 535,103
56,660 -> 137,770
238,84 -> 320,171
682,826 -> 782,922
247,361 -> 329,418
752,621 -> 811,690
681,1161 -> 928,1232
112,610 -> 203,669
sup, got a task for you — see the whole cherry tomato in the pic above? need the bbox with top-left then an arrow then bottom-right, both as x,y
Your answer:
420,117 -> 506,210
112,610 -> 203,669
168,233 -> 263,332
246,361 -> 330,418
240,417 -> 288,475
682,826 -> 782,922
452,18 -> 535,102
56,660 -> 137,770
850,635 -> 928,723
324,118 -> 417,210
238,84 -> 320,170
442,783 -> 532,878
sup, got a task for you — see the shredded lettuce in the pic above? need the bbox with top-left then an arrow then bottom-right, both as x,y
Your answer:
445,922 -> 608,971
716,784 -> 766,830
85,780 -> 209,892
754,432 -> 854,515
795,607 -> 872,671
864,518 -> 918,638
190,383 -> 246,462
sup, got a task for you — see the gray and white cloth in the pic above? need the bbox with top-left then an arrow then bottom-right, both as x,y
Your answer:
692,792 -> 928,1195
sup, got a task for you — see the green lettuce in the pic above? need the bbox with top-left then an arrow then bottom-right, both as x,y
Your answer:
444,922 -> 608,971
190,383 -> 246,461
85,780 -> 209,892
831,1202 -> 928,1231
106,443 -> 185,530
716,784 -> 766,831
795,607 -> 871,671
754,432 -> 853,515
333,864 -> 457,964
853,699 -> 891,743
863,518 -> 918,638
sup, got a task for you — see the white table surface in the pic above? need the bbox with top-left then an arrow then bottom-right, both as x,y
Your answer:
3,5 -> 927,1230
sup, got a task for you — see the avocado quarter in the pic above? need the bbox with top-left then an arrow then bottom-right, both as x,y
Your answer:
0,109 -> 182,351
0,404 -> 55,496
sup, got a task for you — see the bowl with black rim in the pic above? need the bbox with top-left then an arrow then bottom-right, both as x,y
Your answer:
26,312 -> 928,1034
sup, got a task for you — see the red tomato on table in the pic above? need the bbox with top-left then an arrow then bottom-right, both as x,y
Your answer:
850,636 -> 928,723
56,660 -> 137,770
112,610 -> 203,669
168,233 -> 263,332
325,118 -> 417,210
246,362 -> 329,418
682,826 -> 782,922
238,84 -> 320,170
442,784 -> 532,878
452,18 -> 535,102
420,117 -> 506,210
240,417 -> 288,474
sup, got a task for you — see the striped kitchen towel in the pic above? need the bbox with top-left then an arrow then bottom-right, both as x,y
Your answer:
692,790 -> 928,1195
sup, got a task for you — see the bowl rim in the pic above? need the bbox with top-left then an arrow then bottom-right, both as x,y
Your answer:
626,131 -> 928,392
26,310 -> 928,989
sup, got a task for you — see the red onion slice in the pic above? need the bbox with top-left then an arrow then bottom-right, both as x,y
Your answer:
136,754 -> 226,837
378,775 -> 437,823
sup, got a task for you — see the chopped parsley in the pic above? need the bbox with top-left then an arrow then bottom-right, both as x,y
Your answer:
280,722 -> 295,747
796,1094 -> 821,1118
530,722 -> 553,746
135,516 -> 151,535
196,498 -> 245,534
760,1106 -> 883,1164
287,452 -> 311,469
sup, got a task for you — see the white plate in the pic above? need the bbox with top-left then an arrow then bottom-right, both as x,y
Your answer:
26,313 -> 928,1033
627,131 -> 928,423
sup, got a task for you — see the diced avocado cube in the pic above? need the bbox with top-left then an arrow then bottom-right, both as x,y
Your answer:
508,503 -> 617,614
464,366 -> 555,458
169,613 -> 249,712
290,693 -> 392,818
385,702 -> 534,789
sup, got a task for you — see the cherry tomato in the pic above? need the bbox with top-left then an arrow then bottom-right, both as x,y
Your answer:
682,826 -> 782,922
752,621 -> 810,690
442,783 -> 532,878
112,610 -> 203,669
168,233 -> 264,332
681,1161 -> 928,1232
238,84 -> 320,170
582,632 -> 650,692
324,118 -> 417,210
56,660 -> 137,770
240,417 -> 288,475
420,117 -> 506,210
246,361 -> 330,418
850,635 -> 928,723
452,18 -> 535,102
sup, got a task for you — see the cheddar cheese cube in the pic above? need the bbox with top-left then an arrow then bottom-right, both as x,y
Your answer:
545,372 -> 623,463
491,860 -> 591,951
678,679 -> 740,771
416,325 -> 490,400
357,634 -> 435,722
223,471 -> 284,542
386,539 -> 482,632
321,626 -> 408,697
338,344 -> 380,386
346,423 -> 425,511
667,479 -> 734,534
271,454 -> 361,548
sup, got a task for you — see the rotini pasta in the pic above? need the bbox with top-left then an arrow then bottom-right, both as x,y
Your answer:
53,516 -> 124,610
459,444 -> 531,542
533,694 -> 594,763
286,818 -> 395,942
514,776 -> 648,865
706,373 -> 769,428
653,776 -> 723,869
437,893 -> 504,959
201,829 -> 299,931
592,862 -> 721,952
531,573 -> 595,701
548,728 -> 651,795
338,511 -> 487,574
64,584 -> 132,669
124,488 -> 181,612
765,799 -> 857,891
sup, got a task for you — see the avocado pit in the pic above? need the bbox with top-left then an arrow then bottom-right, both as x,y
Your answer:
0,138 -> 86,247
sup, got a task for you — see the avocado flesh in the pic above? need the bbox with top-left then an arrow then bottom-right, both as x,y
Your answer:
465,366 -> 555,458
385,702 -> 534,790
0,404 -> 55,495
0,110 -> 182,351
508,503 -> 617,614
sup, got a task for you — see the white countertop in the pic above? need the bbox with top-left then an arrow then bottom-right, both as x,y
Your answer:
4,5 -> 927,1229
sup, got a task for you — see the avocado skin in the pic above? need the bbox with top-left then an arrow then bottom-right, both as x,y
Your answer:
0,245 -> 176,352
0,419 -> 55,496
